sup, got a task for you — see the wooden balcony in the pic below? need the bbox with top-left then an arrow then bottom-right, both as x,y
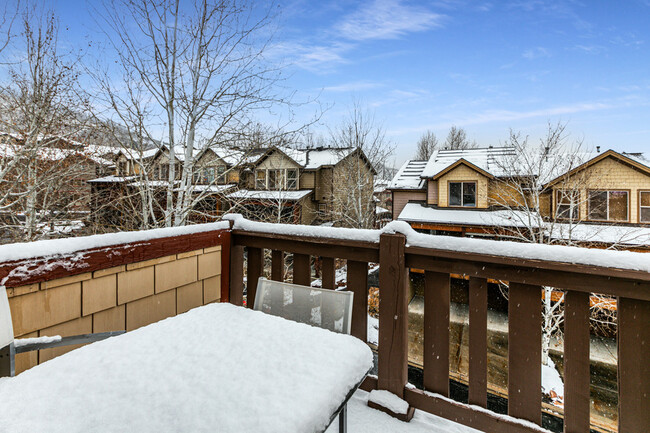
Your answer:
1,217 -> 648,432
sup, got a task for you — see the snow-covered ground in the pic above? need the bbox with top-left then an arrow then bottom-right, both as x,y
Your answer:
325,389 -> 480,433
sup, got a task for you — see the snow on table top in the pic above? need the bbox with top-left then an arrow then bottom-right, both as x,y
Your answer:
0,303 -> 373,433
226,214 -> 650,274
0,221 -> 229,264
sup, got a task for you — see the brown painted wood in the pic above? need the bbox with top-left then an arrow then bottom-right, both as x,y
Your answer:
220,229 -> 231,303
423,271 -> 450,397
233,232 -> 379,263
321,257 -> 335,289
271,250 -> 284,281
246,247 -> 263,308
230,245 -> 244,306
563,290 -> 590,433
468,277 -> 488,408
347,261 -> 368,341
405,253 -> 650,301
377,233 -> 409,398
0,229 -> 231,288
293,254 -> 311,286
618,297 -> 650,432
362,376 -> 548,433
508,282 -> 542,425
405,245 -> 650,283
404,387 -> 550,433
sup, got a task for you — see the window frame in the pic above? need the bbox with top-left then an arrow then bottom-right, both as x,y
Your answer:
640,190 -> 650,223
287,169 -> 298,190
255,170 -> 266,189
587,189 -> 630,222
555,189 -> 580,221
448,181 -> 477,208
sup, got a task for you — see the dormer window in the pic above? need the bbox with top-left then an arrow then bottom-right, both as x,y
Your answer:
449,182 -> 476,207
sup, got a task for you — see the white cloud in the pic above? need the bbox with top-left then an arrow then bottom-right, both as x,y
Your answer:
523,47 -> 551,59
323,81 -> 383,92
334,0 -> 444,41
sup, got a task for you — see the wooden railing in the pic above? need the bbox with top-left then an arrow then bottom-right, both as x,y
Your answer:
228,221 -> 650,433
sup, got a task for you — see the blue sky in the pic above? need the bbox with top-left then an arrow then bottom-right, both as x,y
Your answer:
52,0 -> 650,167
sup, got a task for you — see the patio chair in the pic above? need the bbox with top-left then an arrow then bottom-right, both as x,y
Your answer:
253,277 -> 359,433
0,285 -> 125,378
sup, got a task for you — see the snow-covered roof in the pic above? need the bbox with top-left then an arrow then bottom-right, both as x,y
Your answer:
388,160 -> 427,190
87,176 -> 136,183
420,147 -> 516,179
227,189 -> 312,201
549,222 -> 650,247
186,184 -> 236,193
303,148 -> 354,169
397,203 -> 538,228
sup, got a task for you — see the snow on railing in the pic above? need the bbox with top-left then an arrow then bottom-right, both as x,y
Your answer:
226,214 -> 650,274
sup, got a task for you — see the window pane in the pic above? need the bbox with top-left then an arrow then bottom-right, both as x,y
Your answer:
256,170 -> 266,189
268,170 -> 277,189
641,191 -> 650,207
641,207 -> 650,223
462,182 -> 476,207
449,182 -> 462,206
608,191 -> 628,221
588,191 -> 607,220
287,169 -> 297,190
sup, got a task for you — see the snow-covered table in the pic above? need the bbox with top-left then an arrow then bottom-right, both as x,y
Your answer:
0,303 -> 373,433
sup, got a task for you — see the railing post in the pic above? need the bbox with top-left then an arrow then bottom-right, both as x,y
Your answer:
564,290 -> 590,433
423,271 -> 450,397
347,261 -> 368,341
229,244 -> 244,307
508,283 -> 542,425
271,250 -> 284,281
246,247 -> 262,308
378,232 -> 409,398
468,276 -> 488,408
618,297 -> 650,432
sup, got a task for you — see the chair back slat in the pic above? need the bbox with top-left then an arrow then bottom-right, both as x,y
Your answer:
253,278 -> 354,335
0,286 -> 14,348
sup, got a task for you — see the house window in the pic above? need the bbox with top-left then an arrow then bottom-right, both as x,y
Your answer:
268,170 -> 278,189
203,167 -> 215,184
318,203 -> 328,213
556,190 -> 579,220
449,182 -> 476,207
255,170 -> 266,189
588,190 -> 628,221
287,169 -> 298,190
160,165 -> 169,181
640,191 -> 650,223
217,166 -> 226,184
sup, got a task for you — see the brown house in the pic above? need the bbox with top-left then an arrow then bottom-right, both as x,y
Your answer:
389,147 -> 650,249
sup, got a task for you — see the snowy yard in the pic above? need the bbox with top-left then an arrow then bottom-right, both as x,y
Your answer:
325,389 -> 479,433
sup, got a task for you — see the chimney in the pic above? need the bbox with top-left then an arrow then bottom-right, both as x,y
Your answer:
596,146 -> 601,153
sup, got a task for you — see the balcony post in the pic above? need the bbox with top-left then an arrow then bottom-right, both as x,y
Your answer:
377,232 -> 409,399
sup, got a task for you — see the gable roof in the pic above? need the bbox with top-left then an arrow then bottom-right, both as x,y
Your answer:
430,158 -> 495,180
544,149 -> 650,187
420,147 -> 516,178
388,160 -> 427,190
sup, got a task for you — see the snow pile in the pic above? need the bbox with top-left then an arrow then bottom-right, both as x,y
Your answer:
0,221 -> 229,264
0,303 -> 372,433
541,359 -> 564,404
368,389 -> 409,415
13,335 -> 62,348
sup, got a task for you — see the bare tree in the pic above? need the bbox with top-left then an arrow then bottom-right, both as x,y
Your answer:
414,130 -> 438,159
327,103 -> 389,229
490,122 -> 612,367
0,4 -> 94,241
97,0 -> 296,228
444,125 -> 476,150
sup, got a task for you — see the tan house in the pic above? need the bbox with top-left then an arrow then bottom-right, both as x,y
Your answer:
89,144 -> 375,227
389,147 -> 650,249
